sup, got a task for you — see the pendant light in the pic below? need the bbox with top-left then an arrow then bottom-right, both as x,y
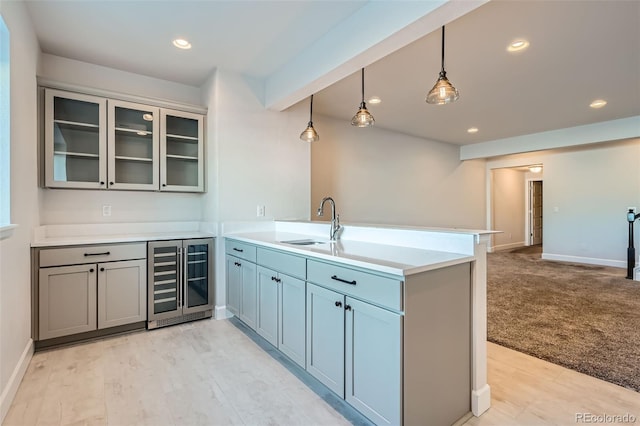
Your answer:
351,68 -> 375,127
426,26 -> 459,105
299,94 -> 319,142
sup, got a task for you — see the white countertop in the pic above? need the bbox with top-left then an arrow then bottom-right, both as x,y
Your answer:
32,231 -> 215,248
226,231 -> 475,277
31,222 -> 216,247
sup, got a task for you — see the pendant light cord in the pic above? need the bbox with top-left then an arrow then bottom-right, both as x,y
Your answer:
309,94 -> 314,124
441,26 -> 446,73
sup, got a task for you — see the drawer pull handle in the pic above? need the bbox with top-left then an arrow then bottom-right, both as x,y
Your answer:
233,248 -> 244,253
271,276 -> 281,283
335,301 -> 342,307
331,275 -> 357,285
84,252 -> 111,257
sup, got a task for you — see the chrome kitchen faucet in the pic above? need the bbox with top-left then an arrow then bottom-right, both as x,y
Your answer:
317,196 -> 342,241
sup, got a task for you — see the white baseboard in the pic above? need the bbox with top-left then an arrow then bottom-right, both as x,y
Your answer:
492,241 -> 525,252
214,305 -> 234,320
471,384 -> 491,416
0,339 -> 33,423
542,253 -> 626,269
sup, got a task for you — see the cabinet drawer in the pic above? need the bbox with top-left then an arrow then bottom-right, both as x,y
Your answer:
257,248 -> 306,279
307,259 -> 403,311
40,243 -> 147,267
225,239 -> 257,262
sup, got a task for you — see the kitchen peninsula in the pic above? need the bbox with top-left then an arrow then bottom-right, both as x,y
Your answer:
223,220 -> 494,425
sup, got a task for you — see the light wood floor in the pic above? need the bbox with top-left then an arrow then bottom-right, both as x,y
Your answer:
4,318 -> 639,425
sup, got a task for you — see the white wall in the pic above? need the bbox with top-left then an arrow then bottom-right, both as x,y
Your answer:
491,168 -> 525,250
200,69 -> 311,309
37,55 -> 205,225
311,115 -> 486,229
486,138 -> 640,267
0,1 -> 40,420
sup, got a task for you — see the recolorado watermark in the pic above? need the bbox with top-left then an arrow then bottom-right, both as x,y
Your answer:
576,413 -> 637,423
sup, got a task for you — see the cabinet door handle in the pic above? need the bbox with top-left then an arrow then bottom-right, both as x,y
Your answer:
100,267 -> 105,272
84,251 -> 111,257
335,301 -> 342,307
234,262 -> 241,267
100,181 -> 105,185
275,278 -> 281,283
89,268 -> 94,273
345,305 -> 352,311
162,183 -> 167,187
109,181 -> 114,186
233,248 -> 244,253
331,275 -> 357,285
271,276 -> 277,281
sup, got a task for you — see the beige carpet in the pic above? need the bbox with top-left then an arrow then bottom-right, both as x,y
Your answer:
487,246 -> 640,392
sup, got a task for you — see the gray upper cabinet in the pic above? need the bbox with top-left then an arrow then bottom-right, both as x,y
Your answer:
107,99 -> 159,191
160,110 -> 204,192
44,89 -> 107,189
43,88 -> 205,192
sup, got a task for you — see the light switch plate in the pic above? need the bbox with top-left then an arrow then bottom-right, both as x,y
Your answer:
256,205 -> 265,217
102,205 -> 112,217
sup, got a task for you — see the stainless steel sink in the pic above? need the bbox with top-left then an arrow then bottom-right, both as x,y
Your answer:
280,239 -> 327,246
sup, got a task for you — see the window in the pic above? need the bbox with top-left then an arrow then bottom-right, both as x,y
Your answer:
0,15 -> 14,238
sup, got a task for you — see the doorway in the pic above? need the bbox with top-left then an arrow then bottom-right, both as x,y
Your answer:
529,180 -> 543,245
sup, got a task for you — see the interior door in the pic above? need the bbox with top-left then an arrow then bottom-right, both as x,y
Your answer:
530,180 -> 543,245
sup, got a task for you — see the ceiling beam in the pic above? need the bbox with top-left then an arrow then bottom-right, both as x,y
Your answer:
264,0 -> 487,111
460,116 -> 640,160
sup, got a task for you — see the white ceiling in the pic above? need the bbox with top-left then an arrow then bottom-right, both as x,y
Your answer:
24,0 -> 640,146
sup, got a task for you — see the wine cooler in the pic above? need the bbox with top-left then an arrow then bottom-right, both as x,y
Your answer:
147,238 -> 214,329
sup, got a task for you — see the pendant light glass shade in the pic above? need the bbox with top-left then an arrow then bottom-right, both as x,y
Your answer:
426,26 -> 459,105
351,68 -> 375,127
300,94 -> 319,142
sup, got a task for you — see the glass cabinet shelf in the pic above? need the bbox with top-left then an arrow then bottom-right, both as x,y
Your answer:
166,133 -> 198,141
166,154 -> 198,161
114,156 -> 153,162
54,151 -> 100,158
53,120 -> 100,129
115,127 -> 153,136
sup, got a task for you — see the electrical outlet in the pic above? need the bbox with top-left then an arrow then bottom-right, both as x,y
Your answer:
256,205 -> 265,217
102,205 -> 112,217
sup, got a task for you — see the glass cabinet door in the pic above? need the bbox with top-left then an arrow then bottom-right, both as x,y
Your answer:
108,100 -> 159,190
183,239 -> 213,313
148,242 -> 180,321
44,89 -> 107,189
160,110 -> 204,192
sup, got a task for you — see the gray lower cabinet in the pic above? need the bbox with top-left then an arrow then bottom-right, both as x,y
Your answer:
306,283 -> 345,396
306,283 -> 402,426
36,242 -> 147,342
257,266 -> 306,368
345,297 -> 401,426
226,240 -> 258,330
98,259 -> 146,329
39,264 -> 98,340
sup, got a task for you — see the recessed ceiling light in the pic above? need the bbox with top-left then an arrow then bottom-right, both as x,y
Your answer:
467,127 -> 479,134
507,39 -> 529,52
590,99 -> 607,109
172,38 -> 192,50
368,96 -> 382,104
142,113 -> 153,121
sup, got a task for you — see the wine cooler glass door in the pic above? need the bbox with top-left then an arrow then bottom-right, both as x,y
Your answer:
149,242 -> 180,321
183,240 -> 213,314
